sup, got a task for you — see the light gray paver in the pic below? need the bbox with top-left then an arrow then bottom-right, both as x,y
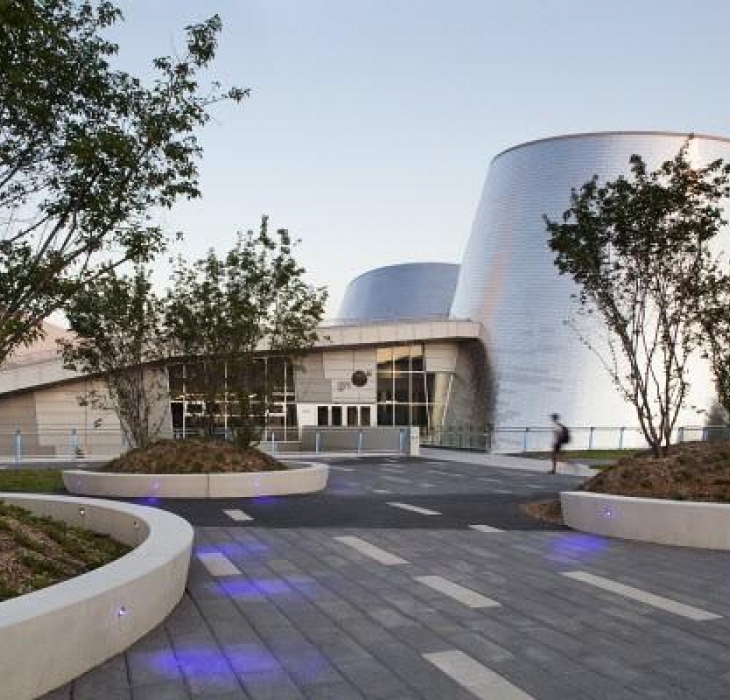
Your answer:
224,509 -> 254,522
414,576 -> 501,609
469,524 -> 503,533
333,536 -> 409,565
424,650 -> 535,699
562,570 -> 722,621
197,552 -> 243,576
386,502 -> 440,516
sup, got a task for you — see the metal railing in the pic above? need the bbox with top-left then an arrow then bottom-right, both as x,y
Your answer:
422,424 -> 730,454
172,427 -> 300,443
0,427 -> 125,463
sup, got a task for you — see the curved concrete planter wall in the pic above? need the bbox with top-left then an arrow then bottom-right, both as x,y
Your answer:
63,461 -> 329,498
561,491 -> 730,550
0,493 -> 193,700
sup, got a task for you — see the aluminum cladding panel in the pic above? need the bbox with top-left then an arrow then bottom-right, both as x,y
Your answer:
338,262 -> 459,322
450,132 -> 730,436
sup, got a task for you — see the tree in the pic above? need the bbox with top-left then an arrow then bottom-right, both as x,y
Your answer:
0,0 -> 247,364
60,267 -> 168,448
165,216 -> 327,446
545,138 -> 730,456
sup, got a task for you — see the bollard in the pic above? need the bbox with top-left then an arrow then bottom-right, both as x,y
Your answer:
523,427 -> 529,453
399,428 -> 406,454
70,428 -> 79,459
315,431 -> 321,454
14,429 -> 22,465
270,432 -> 276,455
678,426 -> 685,443
618,427 -> 625,450
357,429 -> 363,454
588,426 -> 595,450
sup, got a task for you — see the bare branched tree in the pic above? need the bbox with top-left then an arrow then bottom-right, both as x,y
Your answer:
545,137 -> 730,456
60,268 -> 168,448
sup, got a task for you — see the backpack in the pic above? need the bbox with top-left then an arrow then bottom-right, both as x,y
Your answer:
560,424 -> 570,445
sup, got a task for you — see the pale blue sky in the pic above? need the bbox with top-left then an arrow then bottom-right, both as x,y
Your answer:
110,1 -> 730,316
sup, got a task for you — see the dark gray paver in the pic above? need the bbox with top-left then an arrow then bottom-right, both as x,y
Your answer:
38,455 -> 730,699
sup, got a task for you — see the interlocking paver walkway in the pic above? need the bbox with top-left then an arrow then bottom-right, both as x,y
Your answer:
42,455 -> 730,699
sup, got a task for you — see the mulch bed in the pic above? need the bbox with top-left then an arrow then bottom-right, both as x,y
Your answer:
103,438 -> 285,474
521,441 -> 730,526
582,441 -> 730,502
520,499 -> 564,526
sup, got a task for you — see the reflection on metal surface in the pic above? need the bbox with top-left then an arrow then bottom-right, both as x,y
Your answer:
450,132 -> 730,448
338,262 -> 459,323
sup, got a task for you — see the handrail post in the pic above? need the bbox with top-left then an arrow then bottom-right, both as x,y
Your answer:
70,428 -> 79,459
14,429 -> 22,465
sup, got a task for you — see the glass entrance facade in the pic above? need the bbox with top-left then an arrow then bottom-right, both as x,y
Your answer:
168,356 -> 297,440
376,343 -> 451,430
168,342 -> 454,440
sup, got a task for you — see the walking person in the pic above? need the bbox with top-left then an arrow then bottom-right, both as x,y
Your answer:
550,413 -> 569,474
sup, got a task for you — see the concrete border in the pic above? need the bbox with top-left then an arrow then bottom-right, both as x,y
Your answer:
62,461 -> 329,498
0,493 -> 193,700
561,490 -> 730,550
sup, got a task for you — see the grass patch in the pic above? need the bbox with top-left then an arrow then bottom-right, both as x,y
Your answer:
521,448 -> 643,461
104,438 -> 285,474
0,469 -> 65,493
0,501 -> 130,601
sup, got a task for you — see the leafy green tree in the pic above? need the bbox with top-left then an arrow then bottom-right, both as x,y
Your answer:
0,0 -> 247,364
545,138 -> 730,456
60,268 -> 168,448
165,216 -> 327,446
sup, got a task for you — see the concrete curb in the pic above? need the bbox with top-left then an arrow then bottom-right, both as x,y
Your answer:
561,490 -> 730,550
62,461 -> 329,498
0,493 -> 193,700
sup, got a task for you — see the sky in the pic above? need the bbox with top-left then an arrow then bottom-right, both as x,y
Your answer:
107,0 -> 730,317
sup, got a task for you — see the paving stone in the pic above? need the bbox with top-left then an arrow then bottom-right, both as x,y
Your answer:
299,680 -> 365,700
131,680 -> 191,700
239,669 -> 306,700
38,458 -> 730,700
335,657 -> 414,700
223,642 -> 283,675
128,647 -> 185,687
170,633 -> 243,697
72,655 -> 130,700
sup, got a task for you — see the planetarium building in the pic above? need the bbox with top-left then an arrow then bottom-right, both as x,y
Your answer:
451,131 -> 730,449
0,131 -> 728,456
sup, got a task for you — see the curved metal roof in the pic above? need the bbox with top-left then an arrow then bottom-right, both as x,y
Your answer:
337,262 -> 459,323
